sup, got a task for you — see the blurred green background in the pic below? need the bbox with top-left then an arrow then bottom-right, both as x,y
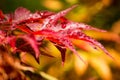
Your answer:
0,0 -> 120,80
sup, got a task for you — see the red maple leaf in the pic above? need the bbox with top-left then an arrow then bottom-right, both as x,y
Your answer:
0,5 -> 114,64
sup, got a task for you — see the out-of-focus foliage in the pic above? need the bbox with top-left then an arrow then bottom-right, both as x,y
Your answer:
0,0 -> 120,80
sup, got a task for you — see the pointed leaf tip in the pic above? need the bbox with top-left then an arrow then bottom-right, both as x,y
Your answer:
42,4 -> 78,29
59,37 -> 86,64
102,48 -> 115,60
55,45 -> 66,64
69,30 -> 114,60
54,4 -> 78,18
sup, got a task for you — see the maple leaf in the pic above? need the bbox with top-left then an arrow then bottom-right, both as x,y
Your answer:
0,5 -> 113,64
